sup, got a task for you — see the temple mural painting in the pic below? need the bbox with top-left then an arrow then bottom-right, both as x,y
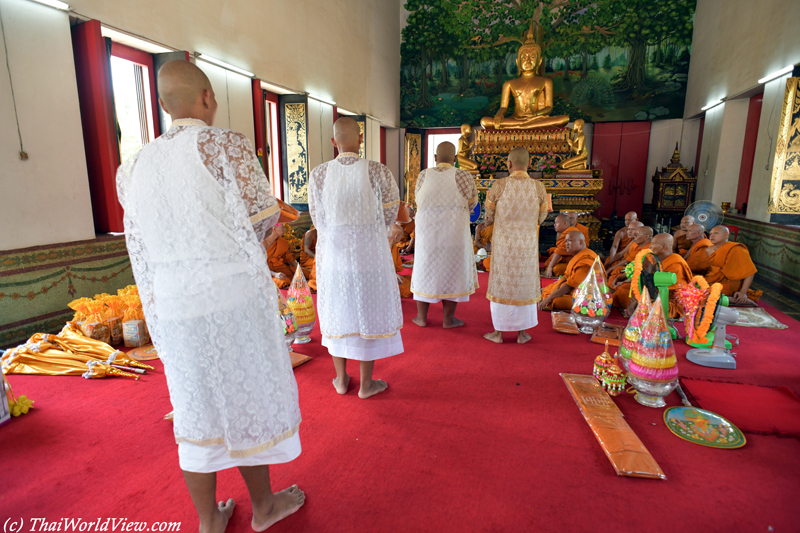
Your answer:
400,0 -> 696,128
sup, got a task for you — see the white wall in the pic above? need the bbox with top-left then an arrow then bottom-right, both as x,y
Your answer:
0,0 -> 95,250
747,73 -> 792,222
70,0 -> 401,126
643,119 -> 701,204
366,117 -> 382,163
196,60 -> 255,148
385,128 -> 402,190
306,98 -> 334,171
695,103 -> 724,201
685,0 -> 800,118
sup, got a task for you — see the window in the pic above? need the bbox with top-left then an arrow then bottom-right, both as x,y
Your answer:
426,132 -> 461,168
264,92 -> 282,198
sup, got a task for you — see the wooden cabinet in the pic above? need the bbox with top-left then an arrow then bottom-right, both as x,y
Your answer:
651,143 -> 696,219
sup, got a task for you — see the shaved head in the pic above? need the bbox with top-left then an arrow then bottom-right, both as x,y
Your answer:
332,117 -> 362,153
508,147 -> 530,172
709,225 -> 730,245
157,60 -> 215,122
627,220 -> 644,237
624,211 -> 638,224
680,215 -> 695,231
686,223 -> 705,241
554,213 -> 570,233
566,211 -> 579,226
435,142 -> 456,164
634,226 -> 654,245
564,230 -> 586,253
651,233 -> 674,259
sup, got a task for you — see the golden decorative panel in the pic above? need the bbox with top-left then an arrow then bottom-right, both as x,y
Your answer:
768,77 -> 800,214
357,119 -> 366,159
285,102 -> 309,204
404,133 -> 421,207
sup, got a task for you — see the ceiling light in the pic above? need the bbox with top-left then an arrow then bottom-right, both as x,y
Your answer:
197,54 -> 254,78
101,26 -> 172,54
336,108 -> 357,116
758,65 -> 795,84
28,0 -> 70,10
308,94 -> 336,106
701,99 -> 724,112
260,80 -> 297,95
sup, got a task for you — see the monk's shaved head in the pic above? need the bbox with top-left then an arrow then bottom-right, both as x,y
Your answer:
435,142 -> 456,164
564,230 -> 586,254
651,233 -> 673,259
627,220 -> 644,237
158,60 -> 215,121
686,223 -> 705,241
634,226 -> 654,245
680,215 -> 695,231
709,225 -> 730,245
624,211 -> 638,224
567,211 -> 579,225
507,147 -> 530,171
554,213 -> 570,233
332,117 -> 362,152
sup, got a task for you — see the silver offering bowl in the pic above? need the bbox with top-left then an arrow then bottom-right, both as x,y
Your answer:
625,373 -> 678,408
572,311 -> 606,334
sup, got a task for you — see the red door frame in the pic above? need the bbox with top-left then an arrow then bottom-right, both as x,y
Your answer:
735,93 -> 763,211
263,90 -> 283,199
110,42 -> 161,139
380,127 -> 387,165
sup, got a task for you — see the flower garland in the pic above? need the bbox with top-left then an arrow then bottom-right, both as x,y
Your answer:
630,249 -> 662,302
677,276 -> 724,344
695,283 -> 723,344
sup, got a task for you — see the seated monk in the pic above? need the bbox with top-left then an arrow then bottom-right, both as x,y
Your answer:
396,209 -> 416,255
301,227 -> 317,292
539,231 -> 598,310
613,233 -> 692,318
673,215 -> 698,255
567,211 -> 590,244
389,224 -> 412,297
474,220 -> 493,271
607,224 -> 651,283
604,211 -> 638,268
544,213 -> 578,277
263,224 -> 308,289
683,223 -> 712,276
705,225 -> 762,305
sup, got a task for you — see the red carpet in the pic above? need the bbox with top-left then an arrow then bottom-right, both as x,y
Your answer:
681,378 -> 800,437
2,272 -> 800,532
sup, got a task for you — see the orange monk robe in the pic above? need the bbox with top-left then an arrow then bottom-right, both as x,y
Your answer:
541,248 -> 599,310
474,224 -> 494,253
299,232 -> 316,271
705,242 -> 762,301
390,243 -> 412,297
608,241 -> 651,282
545,225 -> 580,277
575,223 -> 590,244
613,253 -> 692,318
267,237 -> 308,289
674,233 -> 693,255
685,238 -> 712,276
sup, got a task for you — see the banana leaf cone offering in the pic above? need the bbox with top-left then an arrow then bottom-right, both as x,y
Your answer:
619,288 -> 652,370
287,264 -> 316,344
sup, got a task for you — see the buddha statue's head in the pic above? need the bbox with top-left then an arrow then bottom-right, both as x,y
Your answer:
573,119 -> 584,133
461,123 -> 472,137
516,41 -> 542,75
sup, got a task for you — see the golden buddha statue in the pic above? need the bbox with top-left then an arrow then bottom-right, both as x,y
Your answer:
560,119 -> 588,170
457,124 -> 479,174
480,29 -> 569,131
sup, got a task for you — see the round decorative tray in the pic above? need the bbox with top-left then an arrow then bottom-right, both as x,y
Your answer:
128,344 -> 159,361
663,406 -> 746,449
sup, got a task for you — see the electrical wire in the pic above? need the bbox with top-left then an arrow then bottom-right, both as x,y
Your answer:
0,3 -> 24,156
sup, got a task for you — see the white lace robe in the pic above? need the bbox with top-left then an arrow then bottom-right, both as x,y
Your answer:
411,164 -> 479,299
116,119 -> 301,458
308,154 -> 403,340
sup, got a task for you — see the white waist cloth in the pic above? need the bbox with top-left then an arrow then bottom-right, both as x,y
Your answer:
322,332 -> 403,361
179,432 -> 301,473
413,294 -> 470,304
490,301 -> 538,331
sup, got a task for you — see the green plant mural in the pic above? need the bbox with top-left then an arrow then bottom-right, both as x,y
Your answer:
400,0 -> 695,128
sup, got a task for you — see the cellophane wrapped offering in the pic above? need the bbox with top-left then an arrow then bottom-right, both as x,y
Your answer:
81,301 -> 111,344
552,311 -> 580,334
123,321 -> 150,348
619,288 -> 652,370
97,294 -> 125,345
571,256 -> 613,319
629,294 -> 678,384
276,288 -> 298,350
286,265 -> 316,344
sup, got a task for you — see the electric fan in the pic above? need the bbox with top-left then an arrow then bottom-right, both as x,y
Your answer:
686,305 -> 739,369
684,200 -> 724,231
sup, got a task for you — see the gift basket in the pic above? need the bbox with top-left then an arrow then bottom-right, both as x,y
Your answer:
571,256 -> 613,333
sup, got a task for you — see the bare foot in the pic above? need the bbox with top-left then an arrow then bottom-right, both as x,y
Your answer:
200,499 -> 234,533
358,379 -> 388,399
483,331 -> 502,344
443,317 -> 465,329
517,331 -> 531,344
252,485 -> 305,532
412,316 -> 427,327
332,374 -> 350,395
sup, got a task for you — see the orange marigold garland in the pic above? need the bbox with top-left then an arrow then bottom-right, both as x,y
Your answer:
677,276 -> 721,344
630,249 -> 662,303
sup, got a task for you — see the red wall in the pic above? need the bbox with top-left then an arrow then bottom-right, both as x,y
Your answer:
695,116 -> 705,177
590,122 -> 651,219
380,127 -> 387,165
735,93 -> 763,211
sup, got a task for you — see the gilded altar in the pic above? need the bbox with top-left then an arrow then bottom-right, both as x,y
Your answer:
768,77 -> 800,215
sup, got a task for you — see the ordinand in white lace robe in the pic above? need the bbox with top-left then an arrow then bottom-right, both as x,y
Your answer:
116,119 -> 301,473
411,163 -> 479,303
485,171 -> 549,331
308,153 -> 404,361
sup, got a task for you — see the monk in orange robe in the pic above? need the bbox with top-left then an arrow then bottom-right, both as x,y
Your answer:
474,220 -> 493,271
539,231 -> 598,310
614,233 -> 692,318
567,211 -> 590,244
683,223 -> 712,276
389,224 -> 412,297
672,215 -> 696,255
608,224 -> 651,283
395,211 -> 416,255
264,225 -> 307,289
301,228 -> 317,292
544,214 -> 579,277
604,211 -> 638,268
704,225 -> 762,304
